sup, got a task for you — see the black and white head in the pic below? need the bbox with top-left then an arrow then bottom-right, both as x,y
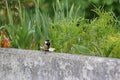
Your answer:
45,40 -> 50,48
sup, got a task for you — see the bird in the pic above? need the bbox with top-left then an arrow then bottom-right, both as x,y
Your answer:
40,40 -> 55,54
44,40 -> 50,51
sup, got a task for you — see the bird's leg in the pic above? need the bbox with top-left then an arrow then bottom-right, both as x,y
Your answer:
44,50 -> 49,54
44,51 -> 47,54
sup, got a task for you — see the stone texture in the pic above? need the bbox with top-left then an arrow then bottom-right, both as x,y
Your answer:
0,48 -> 120,80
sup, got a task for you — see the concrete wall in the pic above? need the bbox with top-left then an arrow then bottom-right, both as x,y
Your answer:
0,48 -> 120,80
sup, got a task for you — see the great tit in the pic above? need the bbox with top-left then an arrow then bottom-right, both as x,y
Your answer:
40,40 -> 55,53
44,40 -> 50,51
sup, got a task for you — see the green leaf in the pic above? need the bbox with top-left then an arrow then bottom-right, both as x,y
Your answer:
91,0 -> 99,3
73,44 -> 93,55
69,4 -> 74,17
104,0 -> 113,5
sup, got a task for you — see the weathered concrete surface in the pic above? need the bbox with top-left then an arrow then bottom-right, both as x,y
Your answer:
0,48 -> 120,80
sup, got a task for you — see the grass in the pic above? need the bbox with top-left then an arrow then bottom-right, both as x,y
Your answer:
0,0 -> 120,58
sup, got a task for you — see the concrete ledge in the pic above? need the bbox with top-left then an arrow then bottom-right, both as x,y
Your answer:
0,48 -> 120,80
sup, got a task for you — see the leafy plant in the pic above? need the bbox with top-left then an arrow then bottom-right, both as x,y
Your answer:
3,0 -> 51,49
50,5 -> 120,58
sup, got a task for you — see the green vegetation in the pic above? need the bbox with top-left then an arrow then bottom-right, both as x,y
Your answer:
0,0 -> 120,58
